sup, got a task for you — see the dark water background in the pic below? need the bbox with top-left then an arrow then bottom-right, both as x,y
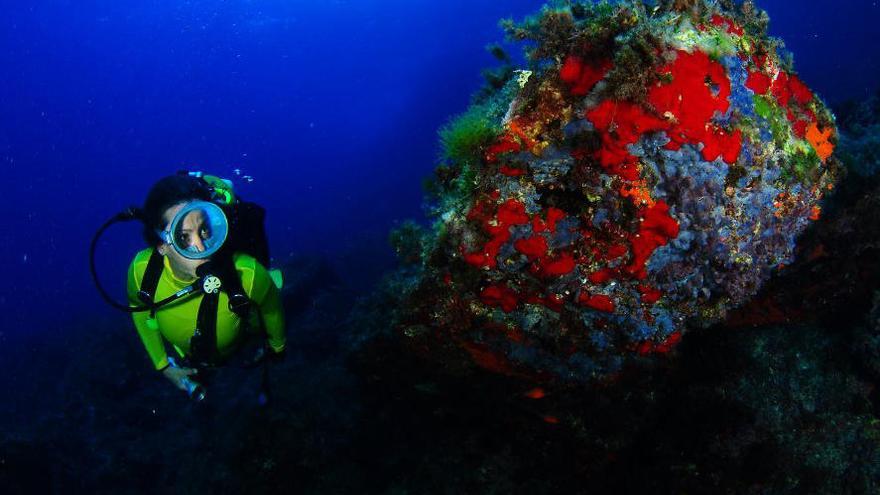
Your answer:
1,1 -> 879,493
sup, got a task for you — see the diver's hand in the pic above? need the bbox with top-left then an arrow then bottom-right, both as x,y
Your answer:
162,365 -> 196,389
162,365 -> 206,400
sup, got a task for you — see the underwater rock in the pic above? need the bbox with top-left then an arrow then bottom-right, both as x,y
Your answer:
395,0 -> 841,382
623,322 -> 880,494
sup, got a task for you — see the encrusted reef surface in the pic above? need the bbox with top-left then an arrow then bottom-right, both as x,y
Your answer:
346,85 -> 880,493
391,0 -> 842,383
6,3 -> 880,495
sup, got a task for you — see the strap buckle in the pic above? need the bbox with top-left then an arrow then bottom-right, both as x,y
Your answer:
137,290 -> 154,305
228,293 -> 251,316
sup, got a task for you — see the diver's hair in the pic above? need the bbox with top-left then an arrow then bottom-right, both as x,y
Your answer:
141,174 -> 211,246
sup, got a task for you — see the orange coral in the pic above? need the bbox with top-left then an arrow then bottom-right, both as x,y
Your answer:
618,179 -> 656,208
805,123 -> 834,162
507,118 -> 538,151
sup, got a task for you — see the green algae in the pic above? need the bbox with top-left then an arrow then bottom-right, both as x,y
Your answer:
438,107 -> 499,168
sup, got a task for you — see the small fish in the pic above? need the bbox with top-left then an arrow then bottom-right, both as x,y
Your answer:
242,175 -> 254,183
524,387 -> 546,399
233,168 -> 242,175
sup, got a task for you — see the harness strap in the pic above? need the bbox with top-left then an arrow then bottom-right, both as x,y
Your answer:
137,249 -> 254,367
137,249 -> 164,313
191,285 -> 220,364
190,256 -> 253,365
215,256 -> 250,319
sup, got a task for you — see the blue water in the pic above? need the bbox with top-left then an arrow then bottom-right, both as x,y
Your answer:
2,2 -> 880,493
0,0 -> 877,337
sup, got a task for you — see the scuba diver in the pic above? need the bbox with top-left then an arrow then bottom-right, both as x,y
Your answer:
91,171 -> 286,401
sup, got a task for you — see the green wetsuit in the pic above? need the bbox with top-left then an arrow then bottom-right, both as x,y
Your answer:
127,248 -> 286,370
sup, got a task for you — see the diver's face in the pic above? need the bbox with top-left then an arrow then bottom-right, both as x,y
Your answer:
157,202 -> 209,279
176,208 -> 211,254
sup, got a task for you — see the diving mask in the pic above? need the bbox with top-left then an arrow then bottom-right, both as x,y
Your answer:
158,200 -> 229,259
